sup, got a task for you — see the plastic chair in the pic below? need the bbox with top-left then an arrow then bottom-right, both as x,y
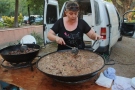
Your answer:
20,35 -> 36,44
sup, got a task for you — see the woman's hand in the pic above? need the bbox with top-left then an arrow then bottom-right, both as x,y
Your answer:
47,30 -> 66,45
55,36 -> 65,45
86,29 -> 103,40
95,34 -> 103,40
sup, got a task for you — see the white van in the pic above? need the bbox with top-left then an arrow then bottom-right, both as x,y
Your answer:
43,0 -> 135,55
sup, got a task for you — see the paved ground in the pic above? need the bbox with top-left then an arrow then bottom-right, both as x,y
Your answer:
39,36 -> 135,78
104,37 -> 135,78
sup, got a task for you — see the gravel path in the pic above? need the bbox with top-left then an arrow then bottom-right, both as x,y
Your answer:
104,37 -> 135,78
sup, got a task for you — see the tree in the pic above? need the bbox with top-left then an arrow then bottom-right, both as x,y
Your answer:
58,0 -> 67,10
19,0 -> 28,15
27,0 -> 44,15
0,0 -> 10,17
106,0 -> 135,16
14,0 -> 44,27
14,0 -> 19,27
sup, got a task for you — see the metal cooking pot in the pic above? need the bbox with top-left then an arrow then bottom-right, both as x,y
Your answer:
36,49 -> 105,83
0,44 -> 40,63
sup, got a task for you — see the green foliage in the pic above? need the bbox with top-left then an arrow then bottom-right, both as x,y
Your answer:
0,0 -> 16,16
105,0 -> 112,2
2,13 -> 24,27
0,22 -> 4,27
18,13 -> 24,24
126,8 -> 135,23
58,0 -> 67,10
27,0 -> 44,15
0,0 -> 67,18
132,8 -> 135,16
130,20 -> 135,23
0,0 -> 10,17
2,16 -> 14,27
0,0 -> 28,17
31,31 -> 43,46
19,0 -> 28,16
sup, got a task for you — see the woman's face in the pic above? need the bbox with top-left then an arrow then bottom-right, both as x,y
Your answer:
65,10 -> 79,20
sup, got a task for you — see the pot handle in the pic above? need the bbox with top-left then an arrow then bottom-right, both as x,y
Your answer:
91,40 -> 101,52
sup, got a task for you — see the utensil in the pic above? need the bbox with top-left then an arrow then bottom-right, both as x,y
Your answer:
20,39 -> 28,52
65,44 -> 79,55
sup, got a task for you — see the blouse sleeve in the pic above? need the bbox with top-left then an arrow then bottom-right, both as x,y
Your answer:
51,18 -> 62,34
80,19 -> 91,34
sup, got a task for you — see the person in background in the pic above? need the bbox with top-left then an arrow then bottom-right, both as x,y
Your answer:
47,1 -> 102,51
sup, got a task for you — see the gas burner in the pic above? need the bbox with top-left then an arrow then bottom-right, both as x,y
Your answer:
1,56 -> 41,71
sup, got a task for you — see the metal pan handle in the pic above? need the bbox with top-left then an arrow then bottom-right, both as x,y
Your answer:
91,40 -> 101,52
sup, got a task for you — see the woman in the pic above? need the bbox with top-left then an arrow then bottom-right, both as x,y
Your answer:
47,1 -> 102,50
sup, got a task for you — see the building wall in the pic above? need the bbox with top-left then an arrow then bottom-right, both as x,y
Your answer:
0,25 -> 43,48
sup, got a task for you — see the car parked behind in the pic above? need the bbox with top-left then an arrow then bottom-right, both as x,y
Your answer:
35,17 -> 43,23
23,15 -> 43,24
23,16 -> 29,24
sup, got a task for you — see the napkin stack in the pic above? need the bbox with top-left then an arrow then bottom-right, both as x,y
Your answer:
96,72 -> 113,88
96,67 -> 116,88
112,76 -> 135,90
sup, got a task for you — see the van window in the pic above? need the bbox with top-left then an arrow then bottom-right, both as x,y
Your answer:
78,1 -> 92,19
46,5 -> 57,24
94,1 -> 101,25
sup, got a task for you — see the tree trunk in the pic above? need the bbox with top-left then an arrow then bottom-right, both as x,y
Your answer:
14,0 -> 19,28
28,4 -> 31,25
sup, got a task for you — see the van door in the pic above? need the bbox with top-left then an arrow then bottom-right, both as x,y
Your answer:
90,0 -> 101,51
43,0 -> 59,44
105,3 -> 120,53
83,0 -> 96,43
121,10 -> 135,38
90,0 -> 96,27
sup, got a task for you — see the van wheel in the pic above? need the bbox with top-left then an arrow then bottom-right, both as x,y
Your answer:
118,36 -> 123,41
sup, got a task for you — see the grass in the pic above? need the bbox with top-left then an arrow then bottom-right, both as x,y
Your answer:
125,19 -> 135,23
31,31 -> 44,46
130,20 -> 135,23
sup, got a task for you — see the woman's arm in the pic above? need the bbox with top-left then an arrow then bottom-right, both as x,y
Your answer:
47,30 -> 65,45
86,29 -> 102,40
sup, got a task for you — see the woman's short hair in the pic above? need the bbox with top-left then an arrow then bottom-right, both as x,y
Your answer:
66,1 -> 79,11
